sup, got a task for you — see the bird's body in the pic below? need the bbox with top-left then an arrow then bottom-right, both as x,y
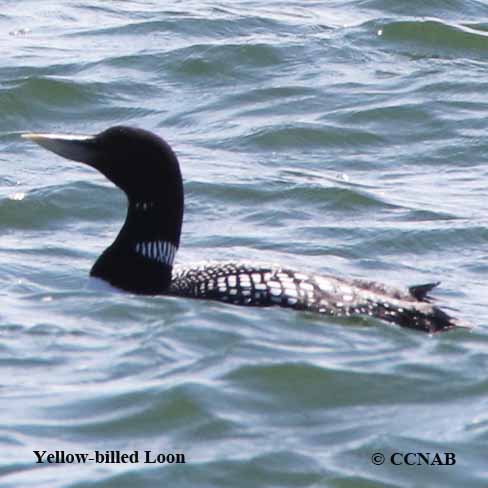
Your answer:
23,126 -> 462,333
170,263 -> 455,332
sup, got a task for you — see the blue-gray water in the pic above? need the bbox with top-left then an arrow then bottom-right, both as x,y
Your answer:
1,2 -> 487,487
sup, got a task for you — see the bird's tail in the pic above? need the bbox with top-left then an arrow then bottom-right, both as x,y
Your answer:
408,282 -> 440,301
385,304 -> 469,333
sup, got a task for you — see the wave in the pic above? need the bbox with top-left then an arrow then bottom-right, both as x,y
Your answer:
378,18 -> 488,55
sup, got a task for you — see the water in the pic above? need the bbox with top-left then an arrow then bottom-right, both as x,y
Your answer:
1,1 -> 487,487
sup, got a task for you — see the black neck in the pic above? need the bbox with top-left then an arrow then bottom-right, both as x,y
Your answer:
90,191 -> 184,294
120,196 -> 183,246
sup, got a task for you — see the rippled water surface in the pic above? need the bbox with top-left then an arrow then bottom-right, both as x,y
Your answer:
1,1 -> 487,487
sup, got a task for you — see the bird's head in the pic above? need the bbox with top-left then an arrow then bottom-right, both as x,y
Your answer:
23,126 -> 182,202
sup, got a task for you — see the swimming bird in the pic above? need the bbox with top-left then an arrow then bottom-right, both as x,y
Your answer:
23,126 -> 462,333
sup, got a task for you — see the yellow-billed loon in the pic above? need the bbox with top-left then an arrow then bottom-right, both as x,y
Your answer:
23,126 -> 462,333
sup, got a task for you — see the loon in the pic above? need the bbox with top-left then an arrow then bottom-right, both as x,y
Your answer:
23,126 -> 462,333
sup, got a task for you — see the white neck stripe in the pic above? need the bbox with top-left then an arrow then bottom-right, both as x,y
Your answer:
135,240 -> 177,266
